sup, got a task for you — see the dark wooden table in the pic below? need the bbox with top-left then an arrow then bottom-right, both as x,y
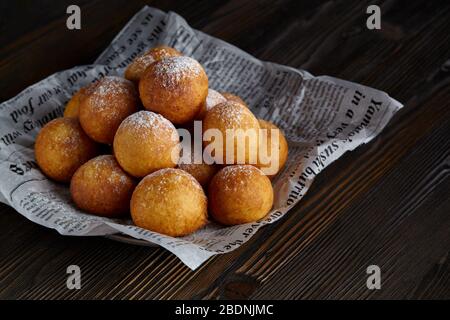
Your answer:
0,0 -> 449,300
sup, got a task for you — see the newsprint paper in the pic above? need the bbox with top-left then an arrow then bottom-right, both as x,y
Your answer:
0,6 -> 402,270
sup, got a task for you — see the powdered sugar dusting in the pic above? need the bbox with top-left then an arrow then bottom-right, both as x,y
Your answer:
150,46 -> 176,57
153,56 -> 202,89
143,168 -> 204,194
135,54 -> 157,67
88,155 -> 133,194
90,154 -> 117,168
119,110 -> 177,141
205,89 -> 226,111
89,76 -> 134,118
53,119 -> 86,156
130,54 -> 157,75
220,165 -> 264,191
209,102 -> 244,126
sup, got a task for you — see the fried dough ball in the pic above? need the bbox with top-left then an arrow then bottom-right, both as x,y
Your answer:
178,144 -> 219,188
79,76 -> 138,144
63,88 -> 86,118
35,117 -> 98,182
221,92 -> 248,107
195,88 -> 227,120
256,119 -> 289,178
202,101 -> 260,165
209,165 -> 274,225
131,168 -> 207,237
125,45 -> 182,83
139,56 -> 208,124
70,155 -> 136,217
113,111 -> 181,177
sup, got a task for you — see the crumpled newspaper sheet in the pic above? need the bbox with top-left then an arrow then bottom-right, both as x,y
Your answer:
0,6 -> 402,270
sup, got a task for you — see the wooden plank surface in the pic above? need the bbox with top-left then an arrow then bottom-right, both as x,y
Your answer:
0,0 -> 449,299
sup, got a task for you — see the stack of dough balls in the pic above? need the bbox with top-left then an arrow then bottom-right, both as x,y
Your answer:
34,45 -> 289,238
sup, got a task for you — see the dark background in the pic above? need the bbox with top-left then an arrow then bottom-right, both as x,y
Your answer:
0,0 -> 449,299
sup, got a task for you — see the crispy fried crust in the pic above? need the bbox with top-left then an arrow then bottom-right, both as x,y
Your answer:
125,46 -> 182,83
208,165 -> 274,225
70,155 -> 136,217
35,117 -> 98,182
79,76 -> 138,144
63,87 -> 86,118
131,168 -> 208,237
113,111 -> 181,177
139,56 -> 208,124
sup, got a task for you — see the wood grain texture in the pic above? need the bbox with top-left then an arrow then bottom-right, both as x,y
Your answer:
0,0 -> 449,300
